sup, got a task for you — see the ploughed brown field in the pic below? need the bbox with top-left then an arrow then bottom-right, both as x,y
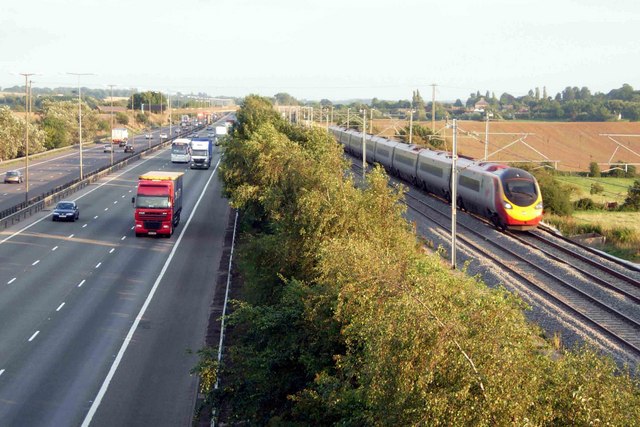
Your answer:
373,119 -> 640,172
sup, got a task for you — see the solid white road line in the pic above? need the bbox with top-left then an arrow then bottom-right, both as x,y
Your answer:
56,302 -> 65,312
81,157 -> 222,427
28,331 -> 40,342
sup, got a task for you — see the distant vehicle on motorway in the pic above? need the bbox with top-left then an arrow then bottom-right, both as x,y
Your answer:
145,133 -> 153,139
103,144 -> 113,153
4,170 -> 23,184
124,144 -> 135,153
174,128 -> 181,134
159,133 -> 168,139
52,201 -> 79,222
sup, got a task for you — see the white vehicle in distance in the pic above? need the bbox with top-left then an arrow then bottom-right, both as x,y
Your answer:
145,133 -> 153,139
159,133 -> 168,139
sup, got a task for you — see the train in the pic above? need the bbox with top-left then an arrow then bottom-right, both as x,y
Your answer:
329,126 -> 543,231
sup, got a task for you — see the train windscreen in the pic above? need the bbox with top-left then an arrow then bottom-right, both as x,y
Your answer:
501,169 -> 538,206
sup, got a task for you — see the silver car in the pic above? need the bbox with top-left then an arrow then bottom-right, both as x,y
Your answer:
4,170 -> 23,183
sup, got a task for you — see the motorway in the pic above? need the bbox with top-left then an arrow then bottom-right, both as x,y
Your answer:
0,127 -> 182,214
0,129 -> 230,426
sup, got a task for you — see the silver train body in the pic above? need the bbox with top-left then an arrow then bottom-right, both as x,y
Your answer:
330,126 -> 543,230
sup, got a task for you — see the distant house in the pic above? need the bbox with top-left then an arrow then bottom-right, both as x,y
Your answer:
474,97 -> 490,112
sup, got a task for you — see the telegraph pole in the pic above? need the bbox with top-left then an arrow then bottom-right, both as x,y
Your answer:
362,109 -> 366,180
484,113 -> 490,161
431,83 -> 437,133
451,119 -> 458,269
409,105 -> 414,145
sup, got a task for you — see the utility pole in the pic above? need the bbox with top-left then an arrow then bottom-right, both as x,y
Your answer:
362,109 -> 366,180
108,84 -> 116,166
346,108 -> 350,129
409,106 -> 414,145
169,93 -> 172,136
451,119 -> 458,269
369,108 -> 374,134
431,83 -> 437,133
484,113 -> 490,161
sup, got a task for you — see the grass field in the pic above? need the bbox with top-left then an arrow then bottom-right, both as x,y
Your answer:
555,176 -> 636,204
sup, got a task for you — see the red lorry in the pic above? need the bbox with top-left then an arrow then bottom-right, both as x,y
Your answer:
133,171 -> 183,237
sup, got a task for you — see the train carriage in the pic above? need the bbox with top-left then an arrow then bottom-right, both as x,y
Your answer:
417,150 -> 452,199
329,126 -> 543,231
392,144 -> 421,183
373,137 -> 398,168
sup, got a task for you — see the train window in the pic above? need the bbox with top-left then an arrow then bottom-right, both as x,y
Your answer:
377,148 -> 390,157
504,180 -> 537,205
459,175 -> 480,192
394,153 -> 415,166
419,162 -> 443,177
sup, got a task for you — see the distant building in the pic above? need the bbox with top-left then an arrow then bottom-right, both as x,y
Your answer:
474,97 -> 490,112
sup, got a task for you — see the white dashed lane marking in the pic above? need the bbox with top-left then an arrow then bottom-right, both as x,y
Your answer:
52,246 -> 58,251
28,331 -> 40,342
95,263 -> 101,269
109,248 -> 115,254
7,278 -> 16,285
56,302 -> 65,312
32,260 -> 40,266
78,280 -> 86,288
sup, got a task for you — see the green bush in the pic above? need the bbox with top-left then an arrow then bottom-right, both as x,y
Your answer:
590,182 -> 604,195
135,112 -> 147,124
574,197 -> 597,210
115,112 -> 129,125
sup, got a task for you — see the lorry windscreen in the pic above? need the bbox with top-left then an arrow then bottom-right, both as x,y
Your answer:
192,149 -> 208,156
136,195 -> 170,208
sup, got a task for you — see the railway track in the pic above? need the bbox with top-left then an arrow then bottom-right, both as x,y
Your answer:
350,160 -> 640,363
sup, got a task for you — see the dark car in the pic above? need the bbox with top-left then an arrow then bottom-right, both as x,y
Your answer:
52,201 -> 79,222
124,144 -> 135,153
4,170 -> 23,183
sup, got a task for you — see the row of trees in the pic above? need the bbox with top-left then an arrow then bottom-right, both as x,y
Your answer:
274,83 -> 640,122
202,95 -> 640,424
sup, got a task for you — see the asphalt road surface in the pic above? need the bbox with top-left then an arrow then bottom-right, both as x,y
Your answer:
0,141 -> 230,426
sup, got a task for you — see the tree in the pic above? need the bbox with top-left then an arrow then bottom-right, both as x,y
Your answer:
589,161 -> 601,177
274,92 -> 299,106
621,180 -> 640,211
0,106 -> 47,159
412,90 -> 426,120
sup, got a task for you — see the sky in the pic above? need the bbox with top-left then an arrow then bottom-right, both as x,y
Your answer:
2,0 -> 640,102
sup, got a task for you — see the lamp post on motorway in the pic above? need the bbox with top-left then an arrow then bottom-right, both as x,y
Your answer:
108,84 -> 116,166
68,72 -> 94,180
19,73 -> 35,203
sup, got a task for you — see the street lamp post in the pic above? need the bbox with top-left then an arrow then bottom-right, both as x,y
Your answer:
108,84 -> 116,166
19,73 -> 35,202
68,72 -> 94,180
